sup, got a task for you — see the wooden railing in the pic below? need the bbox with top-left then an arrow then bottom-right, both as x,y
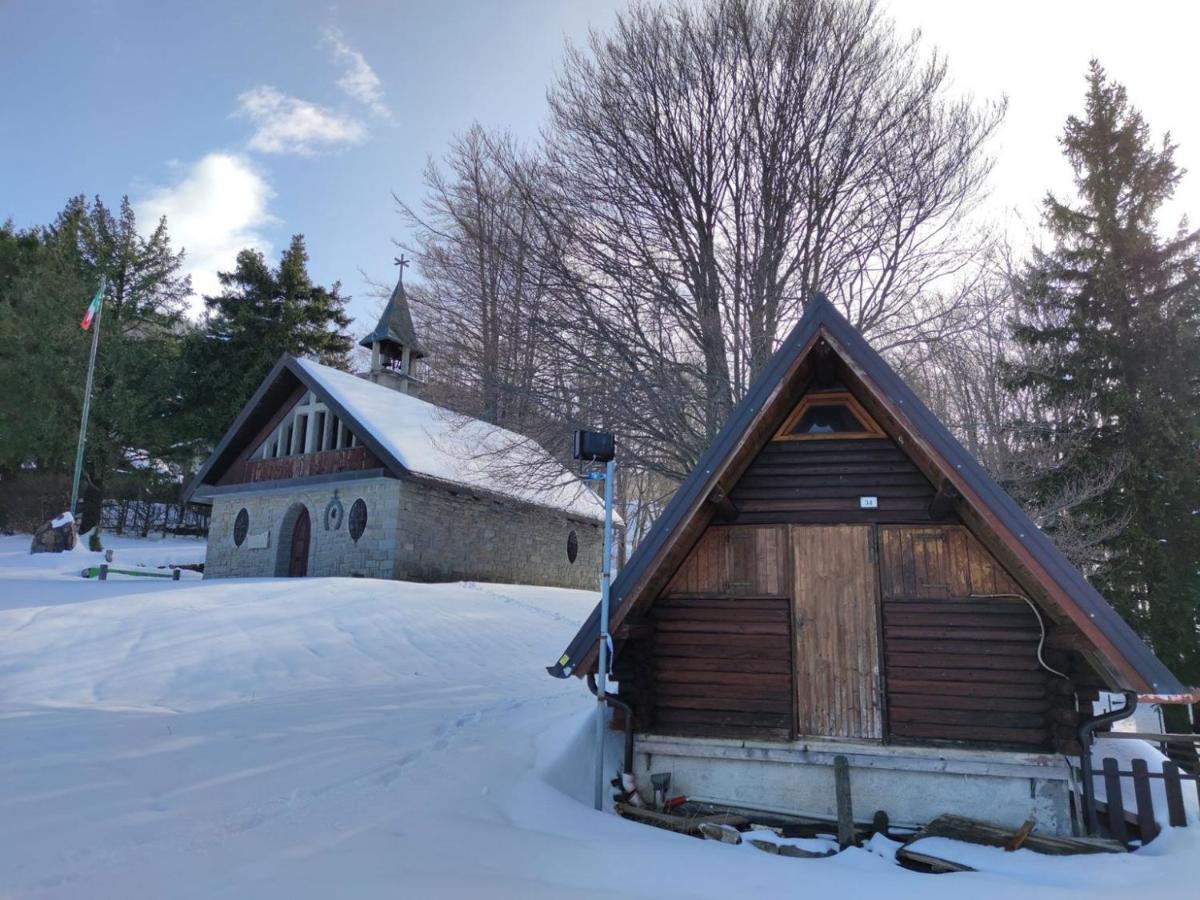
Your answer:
1088,732 -> 1200,845
233,446 -> 378,484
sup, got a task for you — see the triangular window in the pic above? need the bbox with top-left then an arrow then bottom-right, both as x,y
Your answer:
775,391 -> 884,441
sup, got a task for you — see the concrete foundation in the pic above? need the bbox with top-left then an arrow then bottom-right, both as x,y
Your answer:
634,734 -> 1078,835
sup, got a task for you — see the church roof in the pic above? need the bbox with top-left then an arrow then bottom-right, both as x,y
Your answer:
358,273 -> 425,357
546,293 -> 1189,698
183,356 -> 609,522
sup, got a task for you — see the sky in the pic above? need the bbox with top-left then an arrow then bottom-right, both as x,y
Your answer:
3,0 -> 1200,332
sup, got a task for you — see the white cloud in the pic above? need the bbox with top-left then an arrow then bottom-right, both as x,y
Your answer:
322,27 -> 390,117
236,85 -> 367,156
136,153 -> 276,312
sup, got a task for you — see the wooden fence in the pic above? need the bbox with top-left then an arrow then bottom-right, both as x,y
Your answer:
1092,732 -> 1200,845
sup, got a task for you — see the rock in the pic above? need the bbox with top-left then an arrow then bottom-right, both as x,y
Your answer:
30,512 -> 78,554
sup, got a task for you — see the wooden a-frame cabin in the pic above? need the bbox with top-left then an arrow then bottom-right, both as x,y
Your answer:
549,293 -> 1193,834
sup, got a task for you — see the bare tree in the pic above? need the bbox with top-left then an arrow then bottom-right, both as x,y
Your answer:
396,0 -> 1006,524
902,251 -> 1129,568
522,0 -> 1003,475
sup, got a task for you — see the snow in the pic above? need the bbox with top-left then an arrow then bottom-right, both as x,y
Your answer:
295,358 -> 610,521
1,533 -> 1198,898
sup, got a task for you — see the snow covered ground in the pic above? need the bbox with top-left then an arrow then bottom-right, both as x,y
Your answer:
1,534 -> 1196,899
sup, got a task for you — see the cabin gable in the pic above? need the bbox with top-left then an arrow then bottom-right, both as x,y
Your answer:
616,378 -> 1092,753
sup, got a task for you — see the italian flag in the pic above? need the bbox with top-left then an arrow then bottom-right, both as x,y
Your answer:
80,285 -> 103,330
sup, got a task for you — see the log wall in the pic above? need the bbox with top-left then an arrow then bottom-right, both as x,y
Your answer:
878,525 -> 1076,750
730,438 -> 943,524
622,526 -> 794,741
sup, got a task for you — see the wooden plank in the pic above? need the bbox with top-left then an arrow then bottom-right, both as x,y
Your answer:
654,708 -> 791,729
886,652 -> 1041,671
656,657 -> 792,675
792,525 -> 882,740
651,723 -> 792,741
740,497 -> 931,512
885,678 -> 1047,699
885,666 -> 1049,685
882,600 -> 1029,615
889,693 -> 1050,713
736,463 -> 924,479
1163,762 -> 1187,827
883,612 -> 1038,629
656,596 -> 788,609
657,695 -> 792,714
615,803 -> 749,835
654,607 -> 789,623
835,755 -> 854,850
886,639 -> 1040,657
896,848 -> 976,873
889,721 -> 1048,745
656,643 -> 790,661
655,620 -> 790,636
732,484 -> 933,501
656,633 -> 791,651
656,682 -> 791,701
654,669 -> 792,687
1102,758 -> 1128,844
889,707 -> 1047,729
883,626 -> 1041,641
737,509 -> 938,525
910,815 -> 1126,855
1130,758 -> 1159,845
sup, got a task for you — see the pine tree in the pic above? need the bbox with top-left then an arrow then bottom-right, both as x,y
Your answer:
0,196 -> 190,532
1008,62 -> 1200,686
184,235 -> 353,443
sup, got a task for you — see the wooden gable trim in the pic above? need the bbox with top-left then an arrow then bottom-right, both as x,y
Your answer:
772,390 -> 886,441
183,356 -> 412,505
215,383 -> 307,486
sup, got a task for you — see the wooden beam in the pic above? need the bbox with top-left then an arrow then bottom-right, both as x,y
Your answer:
614,620 -> 654,640
928,478 -> 962,520
707,485 -> 739,522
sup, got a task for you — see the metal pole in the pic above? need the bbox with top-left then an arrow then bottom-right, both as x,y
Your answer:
594,456 -> 617,811
70,278 -> 105,518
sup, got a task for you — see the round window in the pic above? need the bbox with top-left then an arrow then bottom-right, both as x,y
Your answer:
324,496 -> 344,531
349,499 -> 368,543
233,508 -> 249,547
566,530 -> 579,564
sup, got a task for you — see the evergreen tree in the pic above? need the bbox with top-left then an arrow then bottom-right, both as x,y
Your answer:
183,235 -> 353,443
1008,62 -> 1200,686
0,196 -> 190,531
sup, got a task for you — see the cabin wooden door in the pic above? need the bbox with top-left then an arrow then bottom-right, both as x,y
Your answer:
288,507 -> 311,577
791,525 -> 883,739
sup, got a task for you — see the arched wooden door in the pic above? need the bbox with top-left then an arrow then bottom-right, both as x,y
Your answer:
288,507 -> 311,577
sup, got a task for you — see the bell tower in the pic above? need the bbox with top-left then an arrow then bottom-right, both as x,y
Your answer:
360,255 -> 426,395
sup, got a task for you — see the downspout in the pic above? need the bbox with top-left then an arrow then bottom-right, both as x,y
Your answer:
1077,689 -> 1137,835
588,672 -> 640,805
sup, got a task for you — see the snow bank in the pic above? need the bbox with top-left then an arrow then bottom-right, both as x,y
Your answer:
1,549 -> 1198,898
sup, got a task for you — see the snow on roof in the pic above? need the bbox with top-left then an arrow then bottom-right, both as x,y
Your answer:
294,358 -> 610,522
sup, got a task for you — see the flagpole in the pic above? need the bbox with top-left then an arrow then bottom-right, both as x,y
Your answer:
69,277 -> 106,519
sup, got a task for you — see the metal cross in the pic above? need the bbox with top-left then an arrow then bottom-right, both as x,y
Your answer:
393,254 -> 409,286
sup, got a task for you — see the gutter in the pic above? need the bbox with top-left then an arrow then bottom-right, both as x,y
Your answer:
1077,690 -> 1137,836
